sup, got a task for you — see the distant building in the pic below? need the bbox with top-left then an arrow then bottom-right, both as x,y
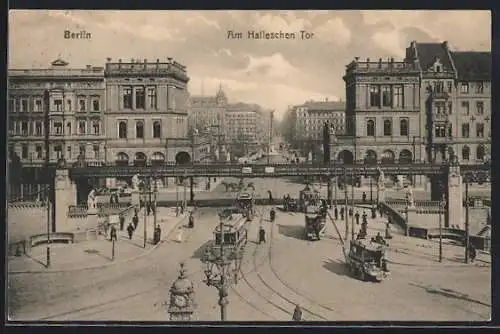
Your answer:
288,100 -> 345,157
188,86 -> 227,156
8,59 -> 106,194
224,102 -> 271,156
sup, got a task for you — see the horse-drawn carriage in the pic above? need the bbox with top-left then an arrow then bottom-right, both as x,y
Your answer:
304,205 -> 326,241
346,239 -> 390,282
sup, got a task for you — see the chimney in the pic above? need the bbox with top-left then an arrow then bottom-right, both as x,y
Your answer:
118,58 -> 122,63
167,57 -> 173,63
354,57 -> 359,62
144,59 -> 147,63
106,57 -> 112,62
367,58 -> 370,62
378,58 -> 382,68
411,40 -> 416,48
156,58 -> 160,63
443,41 -> 448,49
131,59 -> 135,63
86,65 -> 91,70
325,97 -> 328,102
391,57 -> 394,63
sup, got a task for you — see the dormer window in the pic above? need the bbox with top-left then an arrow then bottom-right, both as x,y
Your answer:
432,57 -> 443,73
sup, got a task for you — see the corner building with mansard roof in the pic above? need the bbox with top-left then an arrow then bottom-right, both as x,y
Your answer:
334,40 -> 491,187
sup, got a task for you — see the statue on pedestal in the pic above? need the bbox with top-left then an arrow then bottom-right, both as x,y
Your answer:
406,187 -> 415,208
377,167 -> 385,189
131,174 -> 140,190
87,189 -> 97,210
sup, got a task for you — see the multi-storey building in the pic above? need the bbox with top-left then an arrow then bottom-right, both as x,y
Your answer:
342,57 -> 421,165
224,102 -> 270,155
104,58 -> 199,166
8,59 -> 106,192
403,41 -> 491,165
336,41 -> 491,168
288,100 -> 345,157
449,51 -> 491,164
188,86 -> 227,135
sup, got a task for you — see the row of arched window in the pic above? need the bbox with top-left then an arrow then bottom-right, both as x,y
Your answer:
366,118 -> 409,137
462,145 -> 486,161
118,121 -> 161,139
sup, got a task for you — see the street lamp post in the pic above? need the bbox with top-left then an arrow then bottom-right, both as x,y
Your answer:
439,196 -> 444,263
404,193 -> 410,237
143,176 -> 149,249
43,89 -> 51,268
202,214 -> 239,321
464,178 -> 470,264
351,168 -> 355,240
343,167 -> 348,241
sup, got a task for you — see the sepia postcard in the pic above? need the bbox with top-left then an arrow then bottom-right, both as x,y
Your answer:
6,10 -> 491,323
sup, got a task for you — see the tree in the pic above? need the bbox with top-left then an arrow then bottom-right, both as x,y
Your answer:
279,107 -> 295,147
230,131 -> 252,157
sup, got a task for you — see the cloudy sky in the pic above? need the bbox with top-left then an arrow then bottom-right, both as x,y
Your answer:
9,10 -> 491,119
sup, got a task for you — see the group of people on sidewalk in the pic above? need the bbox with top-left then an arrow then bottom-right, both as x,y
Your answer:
102,208 -> 162,245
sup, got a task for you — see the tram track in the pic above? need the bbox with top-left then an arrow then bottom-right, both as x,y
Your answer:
236,206 -> 336,321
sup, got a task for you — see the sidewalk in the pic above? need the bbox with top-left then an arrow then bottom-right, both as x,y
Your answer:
327,206 -> 490,268
8,207 -> 187,273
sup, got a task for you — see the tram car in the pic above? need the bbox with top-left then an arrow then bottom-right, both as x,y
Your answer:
346,239 -> 390,282
206,214 -> 249,261
283,196 -> 298,212
235,189 -> 256,218
304,205 -> 326,241
298,186 -> 321,212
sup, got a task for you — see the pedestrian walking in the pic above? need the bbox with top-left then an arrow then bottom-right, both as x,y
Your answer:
147,202 -> 152,216
258,226 -> 266,244
292,304 -> 303,321
103,221 -> 110,238
119,214 -> 125,231
334,206 -> 339,220
110,225 -> 117,242
268,190 -> 274,205
349,207 -> 353,217
355,211 -> 360,225
127,223 -> 134,240
154,224 -> 162,244
132,213 -> 139,229
340,207 -> 345,220
469,244 -> 477,263
362,211 -> 368,225
362,192 -> 367,203
371,207 -> 377,219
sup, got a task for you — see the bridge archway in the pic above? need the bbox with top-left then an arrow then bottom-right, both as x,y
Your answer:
115,152 -> 129,166
134,152 -> 147,167
175,151 -> 191,165
337,150 -> 354,164
364,150 -> 377,165
381,150 -> 395,164
399,150 -> 413,164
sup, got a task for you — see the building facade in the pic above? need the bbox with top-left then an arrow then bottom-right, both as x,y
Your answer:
104,58 -> 193,165
8,59 -> 106,189
341,57 -> 421,165
336,41 -> 491,168
224,102 -> 270,156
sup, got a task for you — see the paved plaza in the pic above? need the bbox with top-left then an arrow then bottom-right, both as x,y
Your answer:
7,200 -> 490,321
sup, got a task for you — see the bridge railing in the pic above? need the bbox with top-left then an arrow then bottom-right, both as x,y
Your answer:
67,203 -> 133,218
379,201 -> 408,233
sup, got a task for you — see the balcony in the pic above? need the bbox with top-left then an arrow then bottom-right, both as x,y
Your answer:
429,91 -> 449,100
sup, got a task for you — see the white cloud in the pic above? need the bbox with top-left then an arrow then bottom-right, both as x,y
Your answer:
189,75 -> 259,95
256,13 -> 310,33
97,19 -> 182,42
185,14 -> 221,30
241,53 -> 299,79
371,30 -> 406,58
314,17 -> 352,46
47,10 -> 88,26
362,10 -> 491,51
